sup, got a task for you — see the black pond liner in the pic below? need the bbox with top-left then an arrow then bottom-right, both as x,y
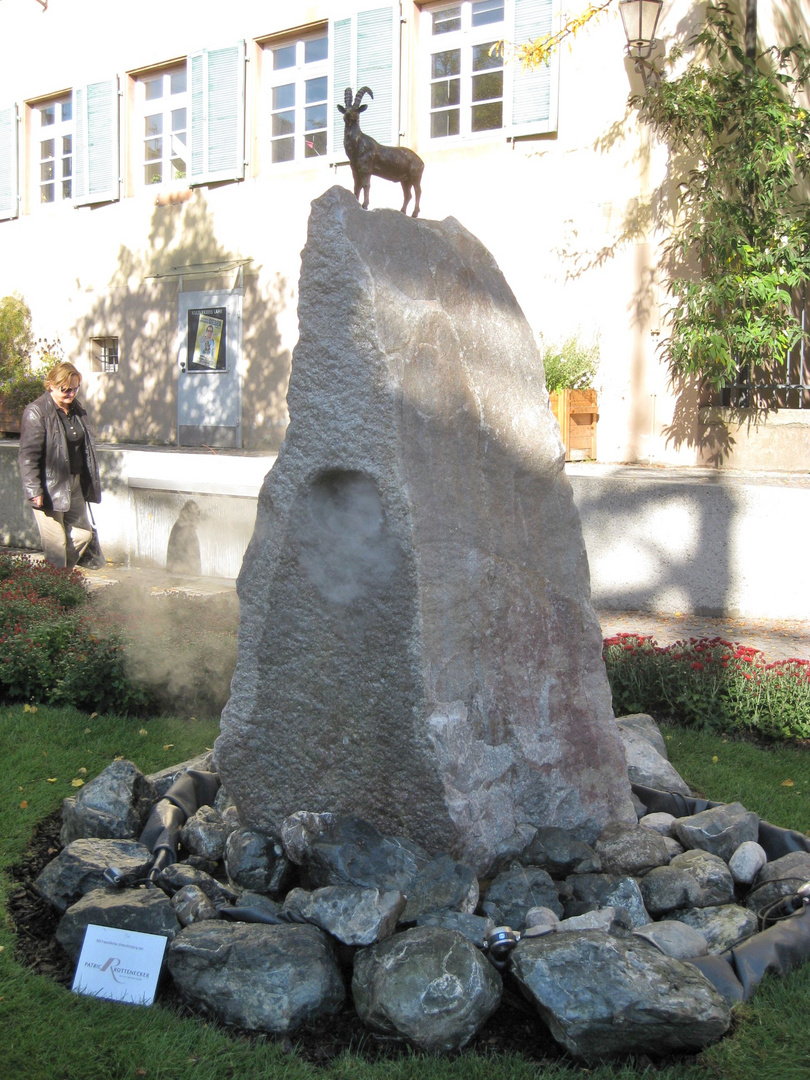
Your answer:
137,771 -> 810,1007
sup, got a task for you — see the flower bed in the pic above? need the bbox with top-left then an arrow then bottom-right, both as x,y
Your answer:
603,633 -> 810,742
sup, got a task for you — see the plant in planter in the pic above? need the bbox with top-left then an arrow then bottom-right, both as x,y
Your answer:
542,334 -> 600,461
0,294 -> 52,434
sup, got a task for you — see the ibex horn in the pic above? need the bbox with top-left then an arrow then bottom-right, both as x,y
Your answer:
353,86 -> 374,108
343,88 -> 353,108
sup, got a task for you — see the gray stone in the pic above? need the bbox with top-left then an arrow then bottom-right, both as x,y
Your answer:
524,907 -> 561,935
213,186 -> 636,875
234,892 -> 283,917
594,823 -> 671,876
673,802 -> 760,862
640,850 -> 735,916
559,907 -> 631,935
172,884 -> 221,926
510,931 -> 731,1061
639,812 -> 677,836
728,841 -> 768,885
615,714 -> 669,757
416,910 -> 495,948
282,885 -> 406,946
56,886 -> 180,960
154,863 -> 238,909
352,926 -> 502,1052
670,904 -> 759,953
565,874 -> 650,928
746,852 -> 810,912
400,854 -> 479,922
168,922 -> 345,1034
280,811 -> 336,864
60,759 -> 158,845
482,866 -> 564,927
35,838 -> 154,913
616,718 -> 691,796
145,753 -> 215,800
513,827 -> 601,877
662,836 -> 686,859
633,920 -> 709,959
180,805 -> 236,862
303,816 -> 429,892
224,828 -> 292,894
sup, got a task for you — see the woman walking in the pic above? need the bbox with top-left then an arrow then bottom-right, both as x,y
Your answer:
18,361 -> 101,570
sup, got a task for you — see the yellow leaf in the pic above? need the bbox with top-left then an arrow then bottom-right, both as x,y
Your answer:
163,744 -> 174,751
782,778 -> 794,787
89,713 -> 98,719
712,756 -> 718,763
78,767 -> 87,775
46,778 -> 58,783
71,778 -> 85,788
138,729 -> 149,737
84,728 -> 92,734
114,755 -> 124,761
19,800 -> 28,809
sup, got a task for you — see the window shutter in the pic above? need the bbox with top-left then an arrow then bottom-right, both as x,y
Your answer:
189,42 -> 246,185
73,79 -> 120,206
509,0 -> 559,136
330,4 -> 398,160
0,105 -> 19,221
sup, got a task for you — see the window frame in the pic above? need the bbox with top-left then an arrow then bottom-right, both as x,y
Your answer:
0,105 -> 19,221
90,336 -> 120,374
262,30 -> 330,168
33,93 -> 74,208
133,63 -> 189,191
419,0 -> 559,145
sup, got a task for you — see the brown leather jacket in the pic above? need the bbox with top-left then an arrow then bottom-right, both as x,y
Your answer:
19,391 -> 101,512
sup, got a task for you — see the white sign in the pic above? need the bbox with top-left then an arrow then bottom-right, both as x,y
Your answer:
72,924 -> 168,1005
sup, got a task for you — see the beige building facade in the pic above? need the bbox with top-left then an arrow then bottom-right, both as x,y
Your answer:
0,0 -> 807,464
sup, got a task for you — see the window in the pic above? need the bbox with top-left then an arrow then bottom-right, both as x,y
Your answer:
426,1 -> 505,139
421,0 -> 558,142
136,66 -> 188,187
35,96 -> 73,204
91,337 -> 119,373
264,33 -> 328,164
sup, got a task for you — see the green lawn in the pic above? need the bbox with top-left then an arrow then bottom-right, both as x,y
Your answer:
1,706 -> 809,1080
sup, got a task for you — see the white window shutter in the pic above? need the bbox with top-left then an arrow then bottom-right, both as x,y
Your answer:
73,79 -> 120,206
189,42 -> 246,185
330,4 -> 398,160
510,0 -> 559,136
0,105 -> 19,221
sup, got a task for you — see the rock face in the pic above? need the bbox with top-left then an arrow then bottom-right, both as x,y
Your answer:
214,186 -> 635,873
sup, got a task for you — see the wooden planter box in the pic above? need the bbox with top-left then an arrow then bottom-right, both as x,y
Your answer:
0,400 -> 22,437
549,388 -> 598,461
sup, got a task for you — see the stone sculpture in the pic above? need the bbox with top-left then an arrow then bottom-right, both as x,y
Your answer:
214,186 -> 636,874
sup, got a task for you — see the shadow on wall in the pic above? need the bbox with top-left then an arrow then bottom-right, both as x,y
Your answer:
573,474 -> 734,617
72,192 -> 291,451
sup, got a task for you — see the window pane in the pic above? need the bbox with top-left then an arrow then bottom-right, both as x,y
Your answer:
472,0 -> 504,27
171,132 -> 187,153
305,36 -> 328,63
273,44 -> 296,70
61,101 -> 72,122
145,163 -> 163,184
431,80 -> 460,108
305,131 -> 327,158
472,70 -> 503,101
432,49 -> 460,78
172,157 -> 186,179
473,42 -> 501,70
171,108 -> 186,133
272,138 -> 294,163
145,114 -> 163,137
61,157 -> 72,178
62,179 -> 72,199
145,138 -> 162,161
41,139 -> 55,160
145,76 -> 163,101
170,69 -> 187,95
431,110 -> 460,137
41,184 -> 55,203
471,100 -> 502,131
62,135 -> 72,155
40,105 -> 55,126
305,76 -> 327,104
433,6 -> 461,34
272,112 -> 295,137
41,161 -> 55,182
273,83 -> 295,110
305,103 -> 327,131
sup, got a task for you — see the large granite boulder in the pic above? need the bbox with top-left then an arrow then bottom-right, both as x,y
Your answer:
214,185 -> 635,874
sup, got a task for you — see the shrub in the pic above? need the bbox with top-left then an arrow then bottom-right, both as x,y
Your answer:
604,633 -> 810,741
541,334 -> 599,393
0,555 -> 153,715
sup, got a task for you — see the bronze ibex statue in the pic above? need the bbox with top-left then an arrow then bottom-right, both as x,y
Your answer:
338,87 -> 424,218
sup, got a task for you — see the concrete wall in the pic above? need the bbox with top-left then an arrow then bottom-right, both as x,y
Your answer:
4,441 -> 808,620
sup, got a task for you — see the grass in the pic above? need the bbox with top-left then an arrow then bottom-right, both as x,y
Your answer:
1,706 -> 809,1080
